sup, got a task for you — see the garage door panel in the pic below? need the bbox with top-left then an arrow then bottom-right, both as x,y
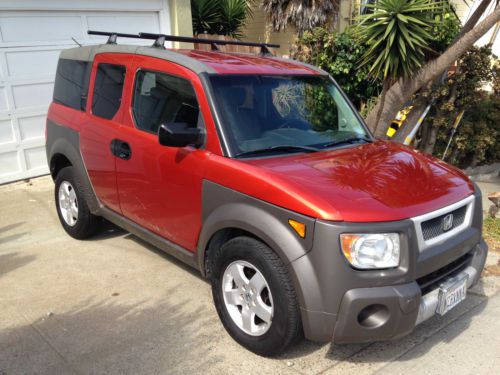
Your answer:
18,115 -> 45,141
0,150 -> 21,177
0,15 -> 84,43
0,7 -> 166,183
11,82 -> 54,110
24,146 -> 47,171
0,118 -> 15,145
87,14 -> 160,35
5,49 -> 60,78
0,87 -> 8,112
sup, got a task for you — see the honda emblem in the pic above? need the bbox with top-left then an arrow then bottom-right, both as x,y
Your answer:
442,213 -> 454,232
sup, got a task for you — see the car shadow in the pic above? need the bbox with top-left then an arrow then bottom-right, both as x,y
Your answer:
123,233 -> 206,281
0,294 -> 225,374
0,252 -> 36,279
0,222 -> 27,245
85,219 -> 126,241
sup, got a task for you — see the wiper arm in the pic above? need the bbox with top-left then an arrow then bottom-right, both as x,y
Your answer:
321,135 -> 372,149
235,144 -> 319,158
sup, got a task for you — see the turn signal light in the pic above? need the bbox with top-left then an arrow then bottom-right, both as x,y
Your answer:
288,219 -> 306,238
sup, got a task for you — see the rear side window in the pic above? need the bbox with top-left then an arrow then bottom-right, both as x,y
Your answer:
92,63 -> 126,120
53,58 -> 89,111
132,70 -> 200,134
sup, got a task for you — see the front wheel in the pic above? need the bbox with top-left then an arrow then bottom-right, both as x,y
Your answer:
212,236 -> 301,356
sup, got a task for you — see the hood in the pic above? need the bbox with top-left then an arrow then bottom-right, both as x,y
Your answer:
243,141 -> 474,222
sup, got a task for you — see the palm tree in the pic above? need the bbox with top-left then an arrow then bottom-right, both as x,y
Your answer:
355,0 -> 439,133
192,0 -> 254,38
365,1 -> 500,137
261,0 -> 340,35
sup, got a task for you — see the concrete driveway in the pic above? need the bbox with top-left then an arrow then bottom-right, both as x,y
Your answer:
1,176 -> 499,375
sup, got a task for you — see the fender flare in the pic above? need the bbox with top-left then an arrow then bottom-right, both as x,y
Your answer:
196,181 -> 315,275
46,121 -> 101,214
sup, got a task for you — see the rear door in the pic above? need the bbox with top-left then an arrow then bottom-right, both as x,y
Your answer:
80,53 -> 129,213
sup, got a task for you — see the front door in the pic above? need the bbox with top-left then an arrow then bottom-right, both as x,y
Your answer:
115,56 -> 211,251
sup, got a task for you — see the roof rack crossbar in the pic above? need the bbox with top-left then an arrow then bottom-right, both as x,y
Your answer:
86,30 -> 280,52
88,30 -> 142,44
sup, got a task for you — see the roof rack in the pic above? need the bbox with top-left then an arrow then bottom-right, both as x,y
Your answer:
87,30 -> 280,55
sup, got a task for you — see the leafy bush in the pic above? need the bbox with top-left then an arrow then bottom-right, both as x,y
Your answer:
292,27 -> 382,110
436,91 -> 500,168
191,0 -> 252,38
426,47 -> 499,167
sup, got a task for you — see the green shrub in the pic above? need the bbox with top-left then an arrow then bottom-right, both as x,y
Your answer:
292,27 -> 382,110
422,46 -> 499,168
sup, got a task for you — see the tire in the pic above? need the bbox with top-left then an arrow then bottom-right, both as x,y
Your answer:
212,236 -> 301,356
55,166 -> 98,239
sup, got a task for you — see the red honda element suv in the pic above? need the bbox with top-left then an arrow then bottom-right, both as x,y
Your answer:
46,31 -> 488,356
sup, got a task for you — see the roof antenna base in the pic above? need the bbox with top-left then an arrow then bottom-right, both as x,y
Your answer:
153,35 -> 166,48
106,33 -> 118,44
259,45 -> 273,56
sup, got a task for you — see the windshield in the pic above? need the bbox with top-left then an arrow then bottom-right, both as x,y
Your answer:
209,75 -> 371,157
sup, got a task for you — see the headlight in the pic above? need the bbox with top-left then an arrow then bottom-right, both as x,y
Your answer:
340,233 -> 400,269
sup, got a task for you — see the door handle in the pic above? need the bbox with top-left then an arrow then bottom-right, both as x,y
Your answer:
110,139 -> 132,160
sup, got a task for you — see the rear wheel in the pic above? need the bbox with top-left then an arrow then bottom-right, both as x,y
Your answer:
55,166 -> 98,239
212,236 -> 301,356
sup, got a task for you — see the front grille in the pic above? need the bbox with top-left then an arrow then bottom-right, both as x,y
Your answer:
416,252 -> 472,294
421,205 -> 467,241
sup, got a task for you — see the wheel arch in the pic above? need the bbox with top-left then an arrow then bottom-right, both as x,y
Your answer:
46,120 -> 101,214
49,153 -> 72,180
197,181 -> 316,278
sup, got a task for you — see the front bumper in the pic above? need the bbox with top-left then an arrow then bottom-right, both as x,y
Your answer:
333,240 -> 487,343
288,190 -> 487,343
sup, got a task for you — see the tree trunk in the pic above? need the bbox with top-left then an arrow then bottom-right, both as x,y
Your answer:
393,99 -> 428,143
365,4 -> 500,137
373,80 -> 390,133
419,120 -> 431,149
456,0 -> 493,40
423,126 -> 438,155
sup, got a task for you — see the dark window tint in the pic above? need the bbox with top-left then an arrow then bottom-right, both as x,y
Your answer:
53,58 -> 89,110
132,70 -> 200,133
92,63 -> 126,120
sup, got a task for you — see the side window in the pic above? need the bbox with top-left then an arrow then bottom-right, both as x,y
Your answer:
92,63 -> 125,120
53,58 -> 89,111
132,70 -> 200,134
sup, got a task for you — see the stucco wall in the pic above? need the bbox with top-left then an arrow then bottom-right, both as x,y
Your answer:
168,0 -> 193,48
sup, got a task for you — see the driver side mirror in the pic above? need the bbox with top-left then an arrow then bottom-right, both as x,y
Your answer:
158,123 -> 203,148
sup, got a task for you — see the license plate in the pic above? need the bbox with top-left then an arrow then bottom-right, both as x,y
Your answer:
436,274 -> 468,316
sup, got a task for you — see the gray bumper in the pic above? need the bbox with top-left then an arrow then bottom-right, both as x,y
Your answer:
333,240 -> 487,344
288,190 -> 486,343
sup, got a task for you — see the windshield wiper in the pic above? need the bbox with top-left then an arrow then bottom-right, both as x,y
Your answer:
235,144 -> 319,158
321,135 -> 372,149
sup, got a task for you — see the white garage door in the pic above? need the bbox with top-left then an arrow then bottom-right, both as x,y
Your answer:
0,3 -> 171,184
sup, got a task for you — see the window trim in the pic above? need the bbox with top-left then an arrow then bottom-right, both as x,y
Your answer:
130,68 -> 205,136
90,62 -> 127,121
